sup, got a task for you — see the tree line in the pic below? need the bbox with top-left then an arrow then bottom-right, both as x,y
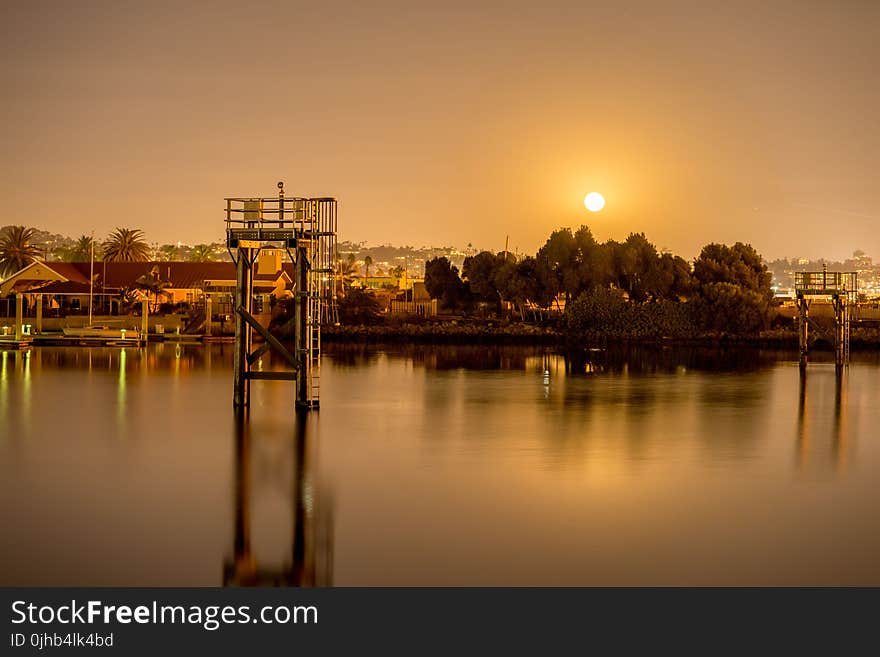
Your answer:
424,226 -> 775,336
0,225 -> 219,278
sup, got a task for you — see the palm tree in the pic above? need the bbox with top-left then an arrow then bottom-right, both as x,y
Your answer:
116,286 -> 141,314
65,235 -> 99,262
189,244 -> 215,262
336,255 -> 356,296
158,244 -> 179,261
0,225 -> 41,276
364,255 -> 373,279
134,266 -> 172,311
103,228 -> 150,262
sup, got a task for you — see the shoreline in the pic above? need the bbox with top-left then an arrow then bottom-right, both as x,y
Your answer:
321,322 -> 880,351
4,323 -> 878,353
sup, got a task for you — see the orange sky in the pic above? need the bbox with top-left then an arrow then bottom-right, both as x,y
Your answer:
2,1 -> 877,260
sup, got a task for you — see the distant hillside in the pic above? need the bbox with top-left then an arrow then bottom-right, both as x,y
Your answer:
337,240 -> 472,277
0,225 -> 74,255
0,225 -> 476,274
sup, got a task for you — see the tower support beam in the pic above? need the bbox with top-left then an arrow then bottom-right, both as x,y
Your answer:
226,183 -> 337,411
233,248 -> 253,409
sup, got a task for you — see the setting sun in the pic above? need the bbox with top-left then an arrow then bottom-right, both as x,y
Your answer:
584,192 -> 605,212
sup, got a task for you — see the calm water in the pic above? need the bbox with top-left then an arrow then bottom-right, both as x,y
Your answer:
1,343 -> 879,585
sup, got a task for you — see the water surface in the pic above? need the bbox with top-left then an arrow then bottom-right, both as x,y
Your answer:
1,343 -> 878,585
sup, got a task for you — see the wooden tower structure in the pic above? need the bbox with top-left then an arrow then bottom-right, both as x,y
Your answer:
794,267 -> 857,370
226,182 -> 337,410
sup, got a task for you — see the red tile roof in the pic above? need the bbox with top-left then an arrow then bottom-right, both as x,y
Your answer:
5,260 -> 293,293
57,261 -> 288,289
37,262 -> 91,284
36,281 -> 93,294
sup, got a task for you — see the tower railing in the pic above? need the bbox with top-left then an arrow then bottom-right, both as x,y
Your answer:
226,183 -> 337,410
794,271 -> 857,298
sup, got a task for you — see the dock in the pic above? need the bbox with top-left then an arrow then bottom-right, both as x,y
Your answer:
0,335 -> 33,350
0,332 -> 233,349
28,335 -> 144,347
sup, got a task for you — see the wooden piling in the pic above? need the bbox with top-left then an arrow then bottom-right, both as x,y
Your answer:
295,243 -> 309,408
233,249 -> 252,409
14,294 -> 23,341
141,299 -> 149,346
205,295 -> 212,337
797,297 -> 809,371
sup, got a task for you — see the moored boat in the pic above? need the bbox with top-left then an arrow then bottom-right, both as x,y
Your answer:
61,325 -> 140,339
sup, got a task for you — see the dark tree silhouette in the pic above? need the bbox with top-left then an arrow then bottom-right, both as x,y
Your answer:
0,225 -> 41,276
103,228 -> 150,262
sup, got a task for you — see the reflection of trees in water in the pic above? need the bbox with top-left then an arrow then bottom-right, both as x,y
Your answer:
224,411 -> 333,586
690,371 -> 770,459
323,343 -> 794,465
562,347 -> 784,462
564,345 -> 783,376
412,345 -> 535,371
540,346 -> 781,464
545,371 -> 686,464
321,343 -> 383,370
23,342 -> 880,376
325,343 -> 542,371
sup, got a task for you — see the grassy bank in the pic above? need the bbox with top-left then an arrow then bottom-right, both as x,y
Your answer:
321,321 -> 880,350
322,320 -> 561,345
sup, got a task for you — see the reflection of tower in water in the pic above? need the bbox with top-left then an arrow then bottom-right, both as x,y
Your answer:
796,367 -> 849,472
224,412 -> 333,586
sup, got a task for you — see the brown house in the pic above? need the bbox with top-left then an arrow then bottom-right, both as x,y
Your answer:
0,250 -> 294,317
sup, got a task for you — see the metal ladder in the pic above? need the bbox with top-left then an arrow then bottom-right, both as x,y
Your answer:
303,232 -> 323,406
307,290 -> 322,403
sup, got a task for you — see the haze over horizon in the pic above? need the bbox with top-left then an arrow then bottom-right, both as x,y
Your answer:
3,1 -> 877,262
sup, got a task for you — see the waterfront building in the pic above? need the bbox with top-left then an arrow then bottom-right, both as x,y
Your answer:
0,252 -> 295,331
